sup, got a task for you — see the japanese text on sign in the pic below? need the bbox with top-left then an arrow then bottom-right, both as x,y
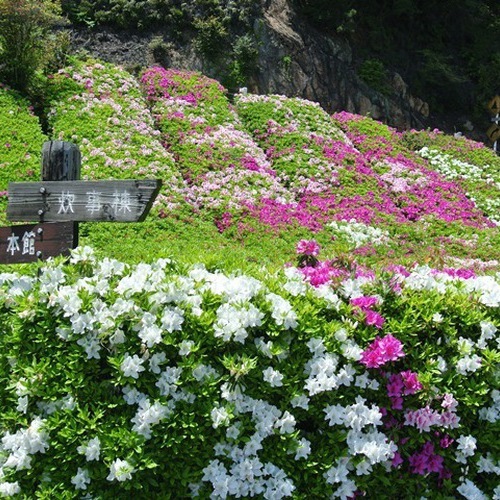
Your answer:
6,231 -> 36,256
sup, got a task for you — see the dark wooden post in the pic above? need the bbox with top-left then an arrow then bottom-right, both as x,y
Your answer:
42,141 -> 80,247
42,141 -> 81,182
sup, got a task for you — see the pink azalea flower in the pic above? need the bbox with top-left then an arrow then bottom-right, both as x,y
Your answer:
400,370 -> 423,395
296,239 -> 321,256
439,435 -> 454,449
364,309 -> 385,329
350,296 -> 378,309
360,334 -> 405,368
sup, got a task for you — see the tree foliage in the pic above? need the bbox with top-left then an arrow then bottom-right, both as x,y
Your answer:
0,0 -> 62,92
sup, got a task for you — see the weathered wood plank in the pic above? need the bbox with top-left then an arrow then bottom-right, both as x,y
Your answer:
7,179 -> 162,223
0,222 -> 75,264
41,140 -> 81,248
42,141 -> 81,182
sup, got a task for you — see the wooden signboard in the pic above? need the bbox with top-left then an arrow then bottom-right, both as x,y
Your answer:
486,124 -> 500,143
7,179 -> 161,223
0,222 -> 75,264
487,95 -> 500,115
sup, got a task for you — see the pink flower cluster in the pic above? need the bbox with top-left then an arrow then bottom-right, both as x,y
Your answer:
298,261 -> 348,287
404,404 -> 460,433
140,66 -> 225,106
387,371 -> 423,410
296,239 -> 321,256
359,335 -> 405,368
351,296 -> 385,329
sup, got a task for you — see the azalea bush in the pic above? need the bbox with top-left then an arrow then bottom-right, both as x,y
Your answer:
46,59 -> 184,209
141,67 -> 291,216
0,245 -> 498,499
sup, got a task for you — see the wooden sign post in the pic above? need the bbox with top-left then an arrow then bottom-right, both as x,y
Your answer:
2,141 -> 161,264
487,95 -> 500,155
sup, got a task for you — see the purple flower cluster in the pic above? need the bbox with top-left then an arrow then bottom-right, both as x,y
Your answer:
387,371 -> 423,410
407,441 -> 448,477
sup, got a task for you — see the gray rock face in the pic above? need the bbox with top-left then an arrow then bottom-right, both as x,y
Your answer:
252,0 -> 428,130
69,0 -> 429,131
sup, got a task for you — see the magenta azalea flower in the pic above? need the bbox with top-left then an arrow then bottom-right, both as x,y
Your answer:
364,309 -> 385,329
400,370 -> 423,395
360,334 -> 405,368
351,295 -> 378,309
296,239 -> 321,256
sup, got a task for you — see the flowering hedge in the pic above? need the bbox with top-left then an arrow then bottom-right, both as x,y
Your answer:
47,60 -> 185,211
140,67 -> 291,218
0,246 -> 498,499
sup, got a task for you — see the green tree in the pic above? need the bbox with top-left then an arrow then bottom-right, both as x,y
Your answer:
0,0 -> 62,92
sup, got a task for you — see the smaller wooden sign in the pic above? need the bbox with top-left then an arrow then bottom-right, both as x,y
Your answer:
487,124 -> 500,143
0,222 -> 75,264
7,179 -> 161,223
487,95 -> 500,115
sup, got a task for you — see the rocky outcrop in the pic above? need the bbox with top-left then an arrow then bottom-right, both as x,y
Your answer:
69,0 -> 429,131
252,0 -> 428,130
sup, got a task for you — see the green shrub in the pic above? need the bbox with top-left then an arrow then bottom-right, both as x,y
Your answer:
0,0 -> 62,92
0,85 -> 47,223
357,59 -> 390,95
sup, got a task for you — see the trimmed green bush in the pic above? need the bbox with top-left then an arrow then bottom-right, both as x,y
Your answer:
0,85 -> 47,224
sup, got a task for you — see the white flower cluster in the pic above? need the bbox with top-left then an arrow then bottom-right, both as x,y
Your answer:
199,384 -> 298,498
323,397 -> 395,470
106,458 -> 135,482
400,266 -> 500,308
329,219 -> 389,249
324,396 -> 383,431
71,467 -> 91,490
214,303 -> 264,343
479,389 -> 500,423
265,293 -> 298,329
283,267 -> 308,297
477,453 -> 500,475
418,147 -> 500,224
456,435 -> 477,464
304,337 -> 368,395
77,437 -> 101,461
418,147 -> 489,182
211,406 -> 231,429
457,479 -> 489,500
456,354 -> 482,375
0,417 -> 49,472
200,272 -> 263,304
345,428 -> 397,467
131,398 -> 174,439
201,457 -> 295,499
262,367 -> 284,387
324,457 -> 357,499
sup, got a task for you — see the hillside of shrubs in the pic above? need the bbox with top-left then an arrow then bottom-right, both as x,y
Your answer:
0,59 -> 499,499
